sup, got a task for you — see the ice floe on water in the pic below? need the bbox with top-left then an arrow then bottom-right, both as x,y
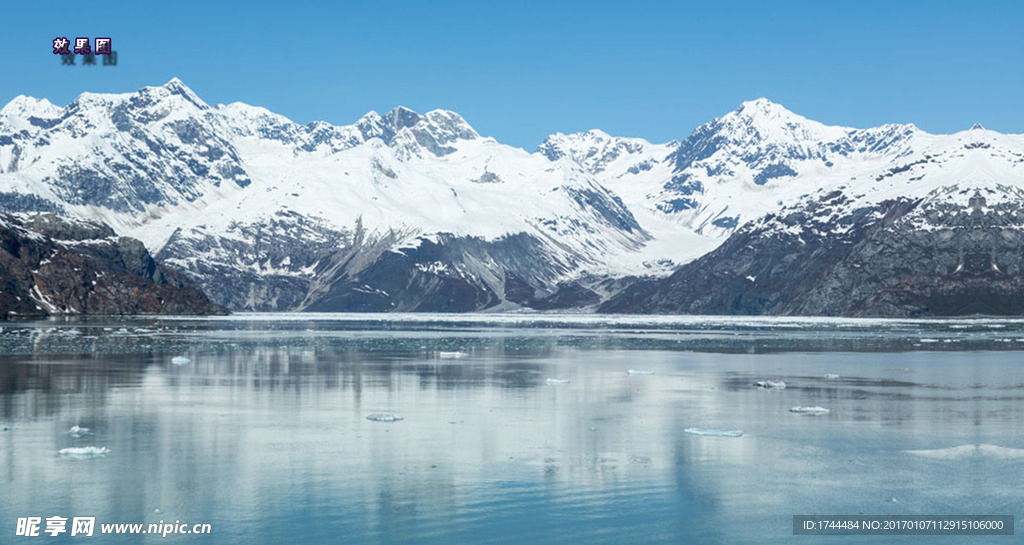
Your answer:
684,428 -> 744,437
171,356 -> 191,365
59,446 -> 109,458
823,374 -> 840,380
365,413 -> 404,422
546,378 -> 570,385
790,406 -> 830,415
627,370 -> 654,376
68,425 -> 90,437
438,351 -> 467,359
904,444 -> 1024,459
755,380 -> 786,390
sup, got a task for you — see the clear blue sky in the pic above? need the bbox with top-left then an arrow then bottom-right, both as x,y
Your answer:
6,1 -> 1023,149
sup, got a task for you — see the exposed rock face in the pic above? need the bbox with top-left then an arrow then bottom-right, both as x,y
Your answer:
602,185 -> 1024,317
299,232 -> 618,313
0,214 -> 225,318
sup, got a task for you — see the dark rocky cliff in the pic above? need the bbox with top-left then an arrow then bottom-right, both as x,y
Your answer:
1,214 -> 225,318
601,186 -> 1024,317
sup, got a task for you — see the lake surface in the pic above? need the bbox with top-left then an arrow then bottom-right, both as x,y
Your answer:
1,314 -> 1022,544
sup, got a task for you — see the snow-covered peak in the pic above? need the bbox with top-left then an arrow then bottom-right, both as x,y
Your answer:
158,77 -> 209,110
711,98 -> 849,150
378,107 -> 479,158
537,129 -> 669,174
422,109 -> 478,138
667,98 -> 923,177
219,102 -> 293,125
734,97 -> 802,120
50,78 -> 212,134
216,101 -> 298,139
384,106 -> 422,130
347,107 -> 478,154
0,95 -> 62,123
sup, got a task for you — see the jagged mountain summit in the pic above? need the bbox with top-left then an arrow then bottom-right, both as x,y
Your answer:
2,78 -> 1024,316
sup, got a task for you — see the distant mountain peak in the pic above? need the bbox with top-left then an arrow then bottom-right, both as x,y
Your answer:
164,76 -> 187,89
0,95 -> 62,122
156,77 -> 208,109
970,122 -> 986,131
737,97 -> 789,114
383,106 -> 422,131
726,98 -> 819,129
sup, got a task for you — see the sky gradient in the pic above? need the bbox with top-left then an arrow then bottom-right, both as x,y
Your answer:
6,1 -> 1024,149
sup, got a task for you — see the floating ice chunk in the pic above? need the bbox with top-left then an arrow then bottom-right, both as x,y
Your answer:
68,425 -> 90,437
755,380 -> 786,390
823,374 -> 840,380
904,444 -> 1024,459
365,413 -> 404,422
627,370 -> 654,376
546,378 -> 570,385
790,406 -> 830,415
684,428 -> 743,437
171,356 -> 191,365
438,351 -> 467,359
59,446 -> 109,457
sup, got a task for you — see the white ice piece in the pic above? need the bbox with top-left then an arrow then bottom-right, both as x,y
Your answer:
755,380 -> 786,390
438,351 -> 467,359
546,378 -> 570,385
68,425 -> 90,437
790,406 -> 830,415
58,446 -> 109,457
627,370 -> 655,376
684,428 -> 743,437
171,356 -> 191,365
366,413 -> 404,422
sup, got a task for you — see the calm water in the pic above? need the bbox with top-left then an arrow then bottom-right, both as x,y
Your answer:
1,314 -> 1023,544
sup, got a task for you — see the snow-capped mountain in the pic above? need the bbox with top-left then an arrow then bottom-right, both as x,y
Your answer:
3,78 -> 1024,315
0,79 -> 652,311
603,124 -> 1024,316
557,99 -> 922,236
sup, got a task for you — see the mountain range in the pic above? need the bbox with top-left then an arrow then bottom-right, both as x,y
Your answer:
2,79 -> 1023,316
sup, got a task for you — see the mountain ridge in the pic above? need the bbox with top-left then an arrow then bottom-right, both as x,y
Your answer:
3,79 -> 1024,315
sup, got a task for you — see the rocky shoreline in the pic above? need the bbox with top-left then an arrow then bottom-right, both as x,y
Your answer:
1,214 -> 225,318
